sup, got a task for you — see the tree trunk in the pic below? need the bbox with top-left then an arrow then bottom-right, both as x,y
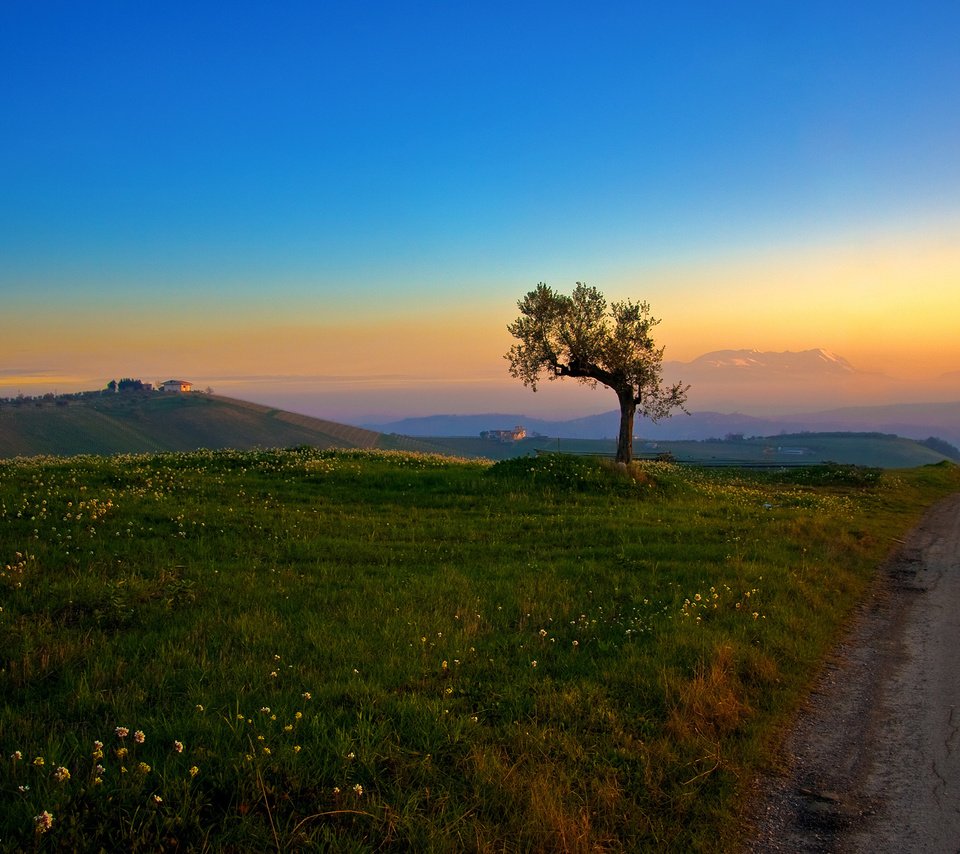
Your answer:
616,393 -> 636,464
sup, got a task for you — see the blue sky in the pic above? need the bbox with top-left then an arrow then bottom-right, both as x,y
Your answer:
2,1 -> 958,418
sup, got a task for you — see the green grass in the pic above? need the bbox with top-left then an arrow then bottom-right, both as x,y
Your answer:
2,450 -> 958,851
421,433 -> 950,468
3,392 -> 948,469
0,392 -> 447,458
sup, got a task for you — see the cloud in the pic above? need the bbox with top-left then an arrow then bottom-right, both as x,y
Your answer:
0,367 -> 58,377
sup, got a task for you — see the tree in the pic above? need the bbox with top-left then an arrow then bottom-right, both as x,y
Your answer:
505,282 -> 689,464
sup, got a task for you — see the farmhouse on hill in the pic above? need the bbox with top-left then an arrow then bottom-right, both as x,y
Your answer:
162,379 -> 193,393
480,425 -> 526,443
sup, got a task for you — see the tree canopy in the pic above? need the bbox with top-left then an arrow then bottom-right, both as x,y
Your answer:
505,282 -> 688,463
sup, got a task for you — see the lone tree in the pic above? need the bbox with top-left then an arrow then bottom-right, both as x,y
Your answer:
505,282 -> 689,464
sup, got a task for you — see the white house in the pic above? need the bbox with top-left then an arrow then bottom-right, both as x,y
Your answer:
162,380 -> 193,393
480,425 -> 526,443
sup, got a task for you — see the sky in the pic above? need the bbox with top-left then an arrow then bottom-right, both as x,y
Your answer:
2,1 -> 959,421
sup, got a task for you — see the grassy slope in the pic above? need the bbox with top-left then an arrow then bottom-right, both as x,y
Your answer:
652,433 -> 950,468
2,450 -> 958,851
427,433 -> 949,467
0,393 -> 446,458
1,393 -> 946,468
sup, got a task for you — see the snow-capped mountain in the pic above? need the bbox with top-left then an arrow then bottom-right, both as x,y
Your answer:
660,348 -> 881,412
679,348 -> 858,375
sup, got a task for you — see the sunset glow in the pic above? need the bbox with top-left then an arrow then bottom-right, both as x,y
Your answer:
2,3 -> 958,422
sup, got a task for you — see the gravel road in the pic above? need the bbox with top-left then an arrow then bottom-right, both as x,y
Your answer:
745,493 -> 960,853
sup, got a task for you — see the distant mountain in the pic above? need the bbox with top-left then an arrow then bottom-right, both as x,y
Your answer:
679,348 -> 859,375
367,412 -> 611,439
660,346 -> 941,413
367,401 -> 960,447
789,401 -> 960,446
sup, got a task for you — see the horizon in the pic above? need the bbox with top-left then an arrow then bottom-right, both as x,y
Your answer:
5,343 -> 959,427
3,3 -> 959,416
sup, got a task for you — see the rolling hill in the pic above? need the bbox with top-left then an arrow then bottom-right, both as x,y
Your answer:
0,392 -> 443,458
368,401 -> 960,448
2,391 -> 953,469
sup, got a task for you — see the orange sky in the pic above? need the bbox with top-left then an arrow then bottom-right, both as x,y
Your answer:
3,229 -> 958,419
4,4 -> 959,421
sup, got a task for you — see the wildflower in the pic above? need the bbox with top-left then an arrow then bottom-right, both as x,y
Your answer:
332,786 -> 341,795
116,747 -> 128,759
92,740 -> 103,752
33,756 -> 45,767
283,724 -> 293,732
34,811 -> 54,834
294,711 -> 303,720
173,740 -> 184,753
353,783 -> 363,796
302,692 -> 312,701
152,794 -> 162,804
11,750 -> 22,761
133,730 -> 145,744
539,629 -> 547,637
262,747 -> 271,755
189,765 -> 199,777
531,660 -> 538,668
269,671 -> 278,678
53,766 -> 71,783
293,745 -> 301,753
93,776 -> 103,785
196,704 -> 204,712
115,726 -> 129,738
18,785 -> 30,792
346,751 -> 355,761
260,706 -> 271,714
137,762 -> 151,774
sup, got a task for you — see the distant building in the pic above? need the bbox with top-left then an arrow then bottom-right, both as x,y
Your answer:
777,446 -> 809,456
162,380 -> 193,393
480,425 -> 526,443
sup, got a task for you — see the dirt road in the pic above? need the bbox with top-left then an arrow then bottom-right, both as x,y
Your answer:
746,493 -> 960,853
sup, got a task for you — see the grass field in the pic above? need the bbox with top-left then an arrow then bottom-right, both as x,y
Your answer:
423,433 -> 950,468
0,392 -> 445,459
2,392 -> 949,470
2,450 -> 958,851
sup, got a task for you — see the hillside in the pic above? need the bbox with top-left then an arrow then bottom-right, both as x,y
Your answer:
423,432 -> 950,469
369,400 -> 960,448
0,392 -> 443,458
2,392 -> 950,469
